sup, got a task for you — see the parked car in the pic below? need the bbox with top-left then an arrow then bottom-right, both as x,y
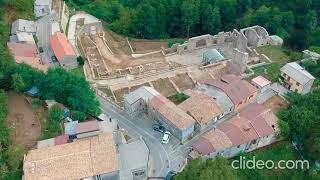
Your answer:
165,170 -> 177,180
152,124 -> 165,133
162,131 -> 171,144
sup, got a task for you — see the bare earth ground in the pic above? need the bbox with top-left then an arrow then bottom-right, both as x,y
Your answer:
263,95 -> 288,113
4,7 -> 16,24
82,30 -> 166,72
171,73 -> 195,91
113,88 -> 130,103
130,39 -> 168,53
129,83 -> 150,92
152,78 -> 177,97
52,0 -> 61,14
7,92 -> 41,148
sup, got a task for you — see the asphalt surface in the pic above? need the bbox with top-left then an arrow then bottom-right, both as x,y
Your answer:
36,14 -> 59,66
98,96 -> 235,178
98,97 -> 173,178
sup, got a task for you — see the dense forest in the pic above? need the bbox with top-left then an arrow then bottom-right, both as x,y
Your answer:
67,0 -> 320,50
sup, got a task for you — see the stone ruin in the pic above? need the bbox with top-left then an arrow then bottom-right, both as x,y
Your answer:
162,25 -> 283,73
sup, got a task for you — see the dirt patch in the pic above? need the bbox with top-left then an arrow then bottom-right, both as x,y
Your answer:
93,36 -> 121,64
52,0 -> 61,14
113,88 -> 129,103
263,95 -> 288,113
151,78 -> 177,97
171,73 -> 195,91
4,7 -> 16,24
7,92 -> 41,148
130,39 -> 168,53
129,83 -> 150,92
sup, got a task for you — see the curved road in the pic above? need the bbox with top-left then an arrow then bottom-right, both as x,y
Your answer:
98,97 -> 171,177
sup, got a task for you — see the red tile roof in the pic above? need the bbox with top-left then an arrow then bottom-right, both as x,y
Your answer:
178,90 -> 223,125
192,104 -> 278,154
192,137 -> 214,155
205,74 -> 257,105
7,42 -> 39,58
76,120 -> 100,134
149,95 -> 195,130
54,134 -> 69,145
7,42 -> 48,72
50,32 -> 76,61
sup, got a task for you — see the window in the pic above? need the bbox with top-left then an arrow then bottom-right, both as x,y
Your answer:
296,82 -> 300,86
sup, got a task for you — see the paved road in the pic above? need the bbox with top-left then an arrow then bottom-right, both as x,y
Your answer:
98,97 -> 173,177
36,14 -> 59,66
98,96 -> 235,177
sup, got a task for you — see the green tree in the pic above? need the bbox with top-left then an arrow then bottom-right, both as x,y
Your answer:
175,157 -> 238,180
77,56 -> 85,66
48,105 -> 64,122
11,73 -> 25,92
216,0 -> 237,29
181,0 -> 200,37
201,4 -> 221,35
6,145 -> 26,170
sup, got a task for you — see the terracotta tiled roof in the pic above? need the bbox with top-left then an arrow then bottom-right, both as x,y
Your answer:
54,134 -> 69,145
205,74 -> 257,105
192,104 -> 278,154
50,32 -> 76,61
150,95 -> 195,130
178,90 -> 223,125
252,76 -> 271,88
7,42 -> 48,72
23,133 -> 118,180
75,120 -> 100,134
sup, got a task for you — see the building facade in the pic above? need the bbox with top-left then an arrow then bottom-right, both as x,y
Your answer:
280,62 -> 315,94
34,0 -> 52,18
50,32 -> 78,70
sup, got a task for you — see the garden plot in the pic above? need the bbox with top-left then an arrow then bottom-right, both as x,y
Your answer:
171,73 -> 195,91
151,78 -> 178,97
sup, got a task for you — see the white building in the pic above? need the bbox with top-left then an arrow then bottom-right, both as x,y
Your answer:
34,0 -> 52,18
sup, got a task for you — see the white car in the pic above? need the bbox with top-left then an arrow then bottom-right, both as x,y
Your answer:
162,131 -> 171,144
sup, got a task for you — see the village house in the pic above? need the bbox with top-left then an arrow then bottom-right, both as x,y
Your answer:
11,19 -> 36,35
10,32 -> 35,44
124,86 -> 160,117
280,62 -> 315,94
178,90 -> 224,131
205,74 -> 258,112
50,32 -> 78,70
148,95 -> 195,142
191,104 -> 279,159
34,0 -> 52,18
251,75 -> 271,93
23,133 -> 119,180
7,42 -> 48,72
303,49 -> 320,61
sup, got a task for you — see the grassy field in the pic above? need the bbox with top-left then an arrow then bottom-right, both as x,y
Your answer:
70,66 -> 85,78
250,63 -> 282,82
256,45 -> 290,64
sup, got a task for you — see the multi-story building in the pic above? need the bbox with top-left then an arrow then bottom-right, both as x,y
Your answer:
280,62 -> 315,94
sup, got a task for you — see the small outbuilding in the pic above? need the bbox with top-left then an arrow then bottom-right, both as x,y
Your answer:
11,19 -> 36,34
251,75 -> 271,92
34,0 -> 52,18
